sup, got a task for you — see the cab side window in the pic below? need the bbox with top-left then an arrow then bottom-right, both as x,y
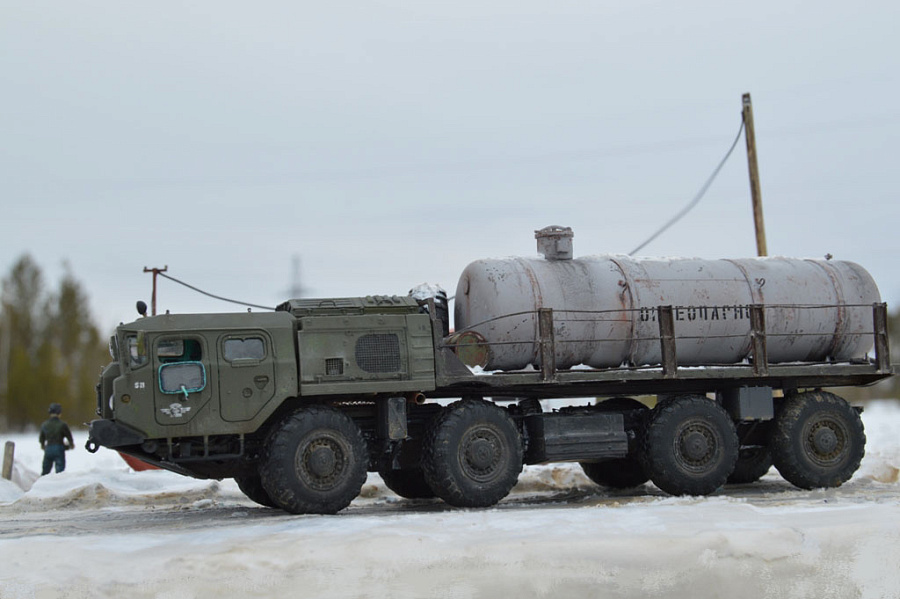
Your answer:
223,337 -> 266,362
157,338 -> 203,363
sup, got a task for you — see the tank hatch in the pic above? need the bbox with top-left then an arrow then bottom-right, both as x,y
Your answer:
535,225 -> 574,261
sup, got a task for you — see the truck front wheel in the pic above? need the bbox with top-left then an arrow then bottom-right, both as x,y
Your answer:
771,391 -> 865,489
641,395 -> 738,496
422,399 -> 523,508
260,406 -> 368,514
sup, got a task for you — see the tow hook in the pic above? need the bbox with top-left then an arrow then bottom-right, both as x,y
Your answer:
85,438 -> 99,453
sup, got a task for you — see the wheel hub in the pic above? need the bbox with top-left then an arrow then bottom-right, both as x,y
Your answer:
466,438 -> 496,470
681,430 -> 711,461
812,427 -> 839,455
308,445 -> 337,478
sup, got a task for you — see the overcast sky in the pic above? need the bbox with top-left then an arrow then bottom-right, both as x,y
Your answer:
2,1 -> 898,331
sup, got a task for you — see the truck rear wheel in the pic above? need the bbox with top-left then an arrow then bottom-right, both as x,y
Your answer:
581,459 -> 650,489
726,446 -> 773,484
580,397 -> 650,489
260,405 -> 368,514
378,467 -> 436,499
641,395 -> 738,496
234,474 -> 278,508
771,391 -> 865,489
422,399 -> 523,508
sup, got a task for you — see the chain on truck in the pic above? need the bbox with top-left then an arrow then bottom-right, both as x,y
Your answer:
86,227 -> 894,514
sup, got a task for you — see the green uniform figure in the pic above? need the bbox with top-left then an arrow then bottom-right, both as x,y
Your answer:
40,403 -> 74,475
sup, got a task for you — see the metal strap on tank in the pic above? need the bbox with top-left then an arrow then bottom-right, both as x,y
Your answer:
749,305 -> 769,376
809,259 -> 846,361
518,258 -> 544,368
606,256 -> 641,366
658,306 -> 677,378
538,308 -> 556,382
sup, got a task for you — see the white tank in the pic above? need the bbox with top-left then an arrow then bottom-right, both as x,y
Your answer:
453,227 -> 881,371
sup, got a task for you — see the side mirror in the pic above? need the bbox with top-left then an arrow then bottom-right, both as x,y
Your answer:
137,301 -> 148,317
159,362 -> 206,398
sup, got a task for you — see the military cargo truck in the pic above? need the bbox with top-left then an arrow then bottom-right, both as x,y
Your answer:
86,229 -> 893,514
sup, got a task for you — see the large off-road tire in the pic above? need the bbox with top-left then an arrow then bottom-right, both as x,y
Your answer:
234,474 -> 278,508
581,459 -> 650,489
726,446 -> 773,485
422,399 -> 523,508
378,467 -> 436,499
771,391 -> 865,489
580,397 -> 650,489
641,395 -> 738,496
260,406 -> 368,515
377,408 -> 441,500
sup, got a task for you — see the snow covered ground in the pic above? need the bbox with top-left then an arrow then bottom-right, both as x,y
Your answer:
2,400 -> 899,599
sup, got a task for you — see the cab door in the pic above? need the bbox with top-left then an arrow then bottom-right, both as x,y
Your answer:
153,336 -> 212,426
217,332 -> 276,422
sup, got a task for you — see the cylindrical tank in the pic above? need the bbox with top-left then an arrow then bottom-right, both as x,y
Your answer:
453,227 -> 880,371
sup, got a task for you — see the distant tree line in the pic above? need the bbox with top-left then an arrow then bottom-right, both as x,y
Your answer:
0,255 -> 109,431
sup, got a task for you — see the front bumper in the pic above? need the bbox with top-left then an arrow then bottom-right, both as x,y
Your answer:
85,419 -> 145,452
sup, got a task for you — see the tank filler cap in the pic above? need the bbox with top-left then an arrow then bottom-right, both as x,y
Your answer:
535,226 -> 574,261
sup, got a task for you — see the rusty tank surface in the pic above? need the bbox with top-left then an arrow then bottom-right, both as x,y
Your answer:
454,226 -> 881,371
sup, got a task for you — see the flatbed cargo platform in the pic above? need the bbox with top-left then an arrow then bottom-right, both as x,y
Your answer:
430,302 -> 893,399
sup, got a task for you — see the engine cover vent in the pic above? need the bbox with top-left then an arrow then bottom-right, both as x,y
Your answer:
355,334 -> 401,373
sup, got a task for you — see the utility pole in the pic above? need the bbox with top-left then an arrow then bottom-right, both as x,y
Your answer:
143,266 -> 168,316
288,254 -> 307,298
742,93 -> 768,257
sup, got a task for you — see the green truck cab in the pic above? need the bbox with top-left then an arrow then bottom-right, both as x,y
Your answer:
90,296 -> 436,483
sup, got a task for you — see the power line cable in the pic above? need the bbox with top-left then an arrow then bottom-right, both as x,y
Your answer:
157,272 -> 276,311
629,119 -> 746,255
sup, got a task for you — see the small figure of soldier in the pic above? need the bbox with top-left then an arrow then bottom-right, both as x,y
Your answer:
40,403 -> 74,475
